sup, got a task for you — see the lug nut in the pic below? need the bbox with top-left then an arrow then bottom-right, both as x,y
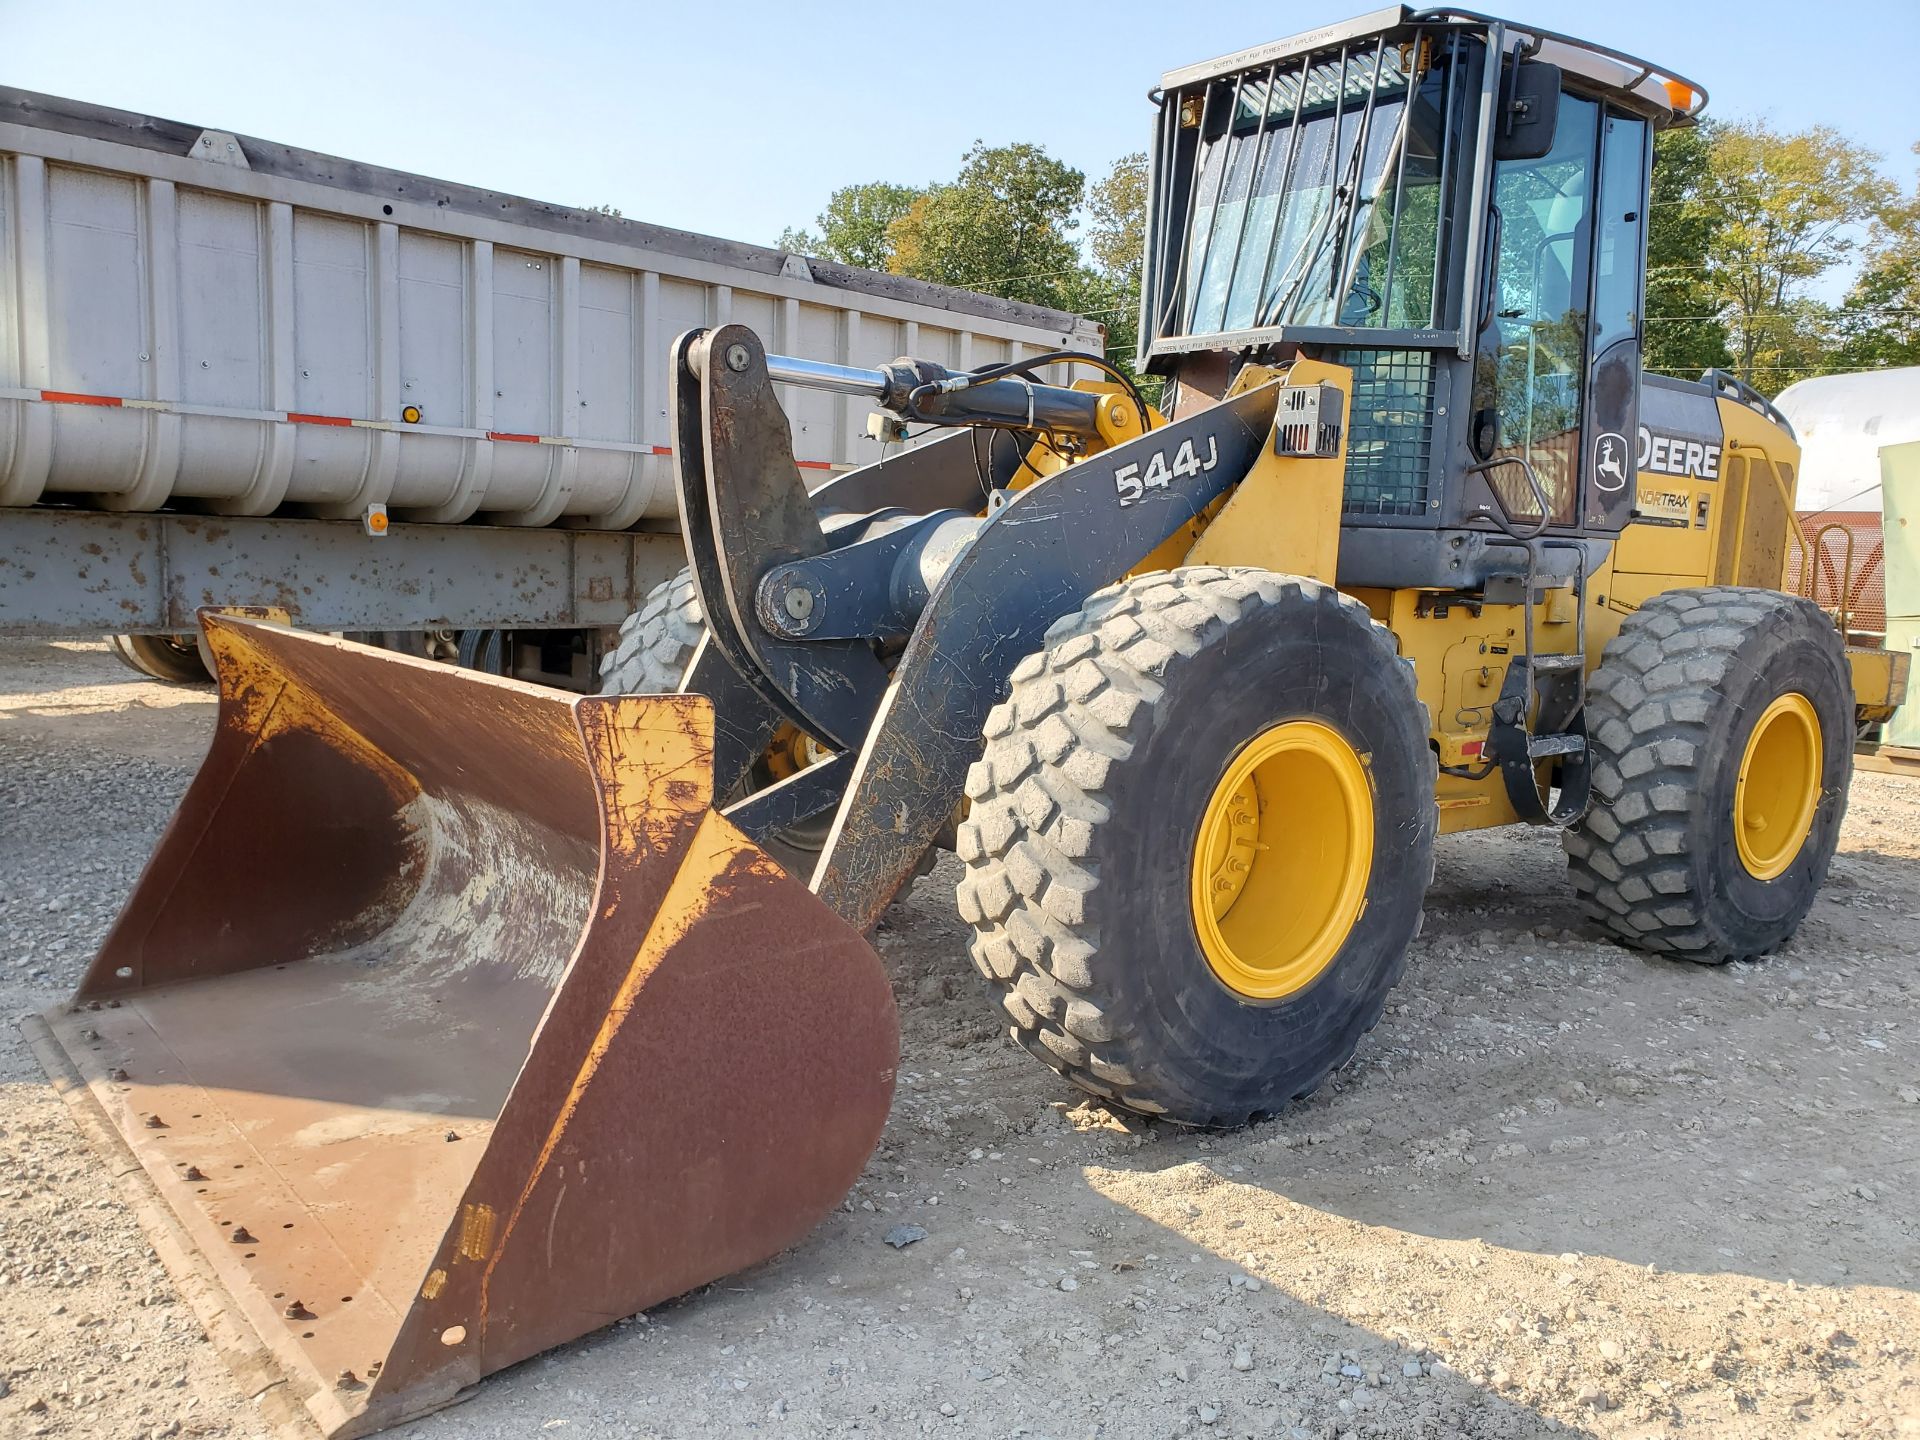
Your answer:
231,1227 -> 256,1244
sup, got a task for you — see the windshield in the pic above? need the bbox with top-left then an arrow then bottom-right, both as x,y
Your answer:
1162,31 -> 1469,340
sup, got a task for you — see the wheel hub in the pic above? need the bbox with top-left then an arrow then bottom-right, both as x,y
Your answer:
1734,692 -> 1821,880
1191,720 -> 1374,1000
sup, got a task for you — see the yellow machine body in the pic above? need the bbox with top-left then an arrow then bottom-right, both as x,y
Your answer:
1165,363 -> 1908,835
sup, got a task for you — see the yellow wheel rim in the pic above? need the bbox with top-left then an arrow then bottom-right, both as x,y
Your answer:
1734,692 -> 1822,881
1190,720 -> 1374,1000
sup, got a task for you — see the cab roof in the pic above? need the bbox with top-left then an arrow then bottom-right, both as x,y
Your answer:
1160,5 -> 1708,127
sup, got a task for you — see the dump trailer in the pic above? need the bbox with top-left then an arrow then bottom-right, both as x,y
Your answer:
32,8 -> 1910,1437
0,87 -> 1099,684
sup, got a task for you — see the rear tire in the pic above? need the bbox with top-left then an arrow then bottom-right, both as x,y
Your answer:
1564,586 -> 1852,963
108,633 -> 212,685
956,567 -> 1436,1127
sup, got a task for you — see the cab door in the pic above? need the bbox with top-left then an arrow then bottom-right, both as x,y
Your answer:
1583,110 -> 1651,531
1468,94 -> 1649,535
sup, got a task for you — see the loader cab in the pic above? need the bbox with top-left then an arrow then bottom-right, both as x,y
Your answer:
1139,7 -> 1704,591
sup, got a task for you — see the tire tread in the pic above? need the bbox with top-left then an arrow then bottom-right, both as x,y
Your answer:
957,566 -> 1436,1126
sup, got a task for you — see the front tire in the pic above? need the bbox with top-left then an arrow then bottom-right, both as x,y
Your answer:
956,567 -> 1436,1126
598,570 -> 703,696
595,568 -> 920,885
1564,586 -> 1853,963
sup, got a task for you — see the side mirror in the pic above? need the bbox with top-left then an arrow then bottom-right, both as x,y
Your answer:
1493,60 -> 1562,161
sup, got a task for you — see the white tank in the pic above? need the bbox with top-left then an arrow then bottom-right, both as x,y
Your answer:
1773,367 -> 1920,515
0,89 -> 1100,530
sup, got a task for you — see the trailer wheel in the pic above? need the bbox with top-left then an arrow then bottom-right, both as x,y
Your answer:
956,567 -> 1435,1127
359,629 -> 462,663
108,633 -> 213,685
1565,586 -> 1852,962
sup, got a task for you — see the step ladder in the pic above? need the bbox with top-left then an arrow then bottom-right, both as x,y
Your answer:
1467,456 -> 1594,829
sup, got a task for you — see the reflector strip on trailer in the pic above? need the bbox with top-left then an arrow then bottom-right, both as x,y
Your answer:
15,390 -> 849,468
40,390 -> 122,407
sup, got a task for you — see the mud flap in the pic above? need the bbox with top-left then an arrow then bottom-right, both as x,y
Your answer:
32,614 -> 898,1438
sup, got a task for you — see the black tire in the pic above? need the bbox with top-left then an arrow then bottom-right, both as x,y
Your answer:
107,632 -> 212,685
594,567 -> 929,888
597,570 -> 702,696
1564,586 -> 1853,963
955,567 -> 1436,1126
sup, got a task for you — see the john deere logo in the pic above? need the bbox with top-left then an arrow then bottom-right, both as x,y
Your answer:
1592,431 -> 1631,492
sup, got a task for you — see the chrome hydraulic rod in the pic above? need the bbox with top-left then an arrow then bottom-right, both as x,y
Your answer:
765,354 -> 891,399
761,350 -> 1102,437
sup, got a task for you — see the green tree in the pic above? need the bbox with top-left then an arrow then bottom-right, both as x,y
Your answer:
1696,121 -> 1890,387
1082,152 -> 1150,372
1835,142 -> 1920,371
1643,125 -> 1734,379
884,142 -> 1086,310
1087,152 -> 1147,290
778,181 -> 924,272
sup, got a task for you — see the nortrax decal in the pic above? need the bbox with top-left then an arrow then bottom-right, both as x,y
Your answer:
1638,425 -> 1721,480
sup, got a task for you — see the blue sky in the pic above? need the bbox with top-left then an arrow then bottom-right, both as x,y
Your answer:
6,0 -> 1916,251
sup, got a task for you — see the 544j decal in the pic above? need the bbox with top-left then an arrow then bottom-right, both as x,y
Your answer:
1114,435 -> 1220,507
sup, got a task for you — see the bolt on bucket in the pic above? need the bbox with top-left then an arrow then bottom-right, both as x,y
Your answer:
28,614 -> 898,1438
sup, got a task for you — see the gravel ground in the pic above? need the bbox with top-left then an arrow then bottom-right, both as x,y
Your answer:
2,637 -> 1917,1440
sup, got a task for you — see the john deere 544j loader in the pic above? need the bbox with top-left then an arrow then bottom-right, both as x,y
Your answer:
33,8 -> 1908,1435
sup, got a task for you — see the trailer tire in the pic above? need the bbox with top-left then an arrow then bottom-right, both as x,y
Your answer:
956,567 -> 1436,1127
108,633 -> 213,685
1564,586 -> 1852,963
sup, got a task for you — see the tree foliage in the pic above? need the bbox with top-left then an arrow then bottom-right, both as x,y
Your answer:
882,142 -> 1086,310
777,181 -> 924,272
1644,120 -> 1897,389
1696,121 -> 1891,386
776,146 -> 1152,374
1835,143 -> 1920,372
1644,126 -> 1734,378
1080,152 -> 1150,369
1087,152 -> 1147,291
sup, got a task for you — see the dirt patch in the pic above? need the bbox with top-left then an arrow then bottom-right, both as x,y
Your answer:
2,638 -> 1916,1439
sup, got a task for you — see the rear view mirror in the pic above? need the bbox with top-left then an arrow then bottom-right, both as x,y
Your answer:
1494,60 -> 1562,161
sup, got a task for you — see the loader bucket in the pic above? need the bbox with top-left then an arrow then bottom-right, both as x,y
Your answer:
29,614 -> 898,1439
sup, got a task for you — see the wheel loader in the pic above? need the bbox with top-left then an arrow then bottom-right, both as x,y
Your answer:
31,8 -> 1908,1436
